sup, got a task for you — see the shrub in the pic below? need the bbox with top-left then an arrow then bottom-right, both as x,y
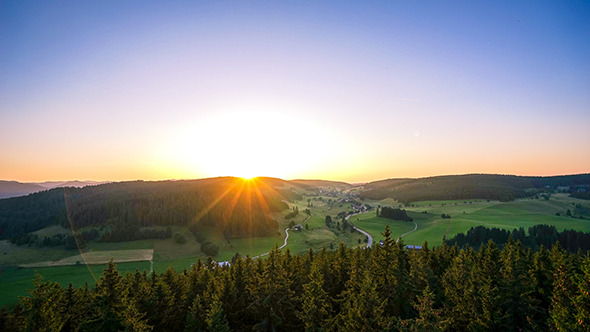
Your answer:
174,233 -> 186,244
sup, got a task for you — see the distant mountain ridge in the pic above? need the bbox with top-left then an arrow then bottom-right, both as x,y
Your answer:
0,180 -> 107,199
2,173 -> 589,202
0,181 -> 47,199
36,180 -> 107,189
288,179 -> 353,189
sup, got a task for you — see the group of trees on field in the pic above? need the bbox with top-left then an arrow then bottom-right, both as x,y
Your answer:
285,206 -> 299,219
2,226 -> 589,331
446,224 -> 590,253
570,191 -> 590,200
378,206 -> 413,222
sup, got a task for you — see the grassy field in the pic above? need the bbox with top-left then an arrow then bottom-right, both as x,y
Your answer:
0,261 -> 151,308
358,194 -> 590,246
19,249 -> 153,268
350,213 -> 416,242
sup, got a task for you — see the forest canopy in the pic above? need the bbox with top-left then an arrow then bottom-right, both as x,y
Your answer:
1,226 -> 589,331
0,177 -> 301,241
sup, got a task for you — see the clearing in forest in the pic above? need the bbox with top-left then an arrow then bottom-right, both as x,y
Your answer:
19,249 -> 154,268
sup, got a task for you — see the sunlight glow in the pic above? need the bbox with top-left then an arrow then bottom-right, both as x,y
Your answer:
160,110 -> 340,179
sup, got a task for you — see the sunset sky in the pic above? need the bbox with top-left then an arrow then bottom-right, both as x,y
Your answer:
1,1 -> 589,183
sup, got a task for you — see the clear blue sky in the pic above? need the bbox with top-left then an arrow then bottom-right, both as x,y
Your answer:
1,1 -> 589,182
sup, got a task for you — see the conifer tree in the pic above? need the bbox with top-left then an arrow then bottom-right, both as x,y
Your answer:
549,244 -> 578,330
249,248 -> 296,330
408,286 -> 442,332
298,261 -> 331,331
206,294 -> 231,332
499,237 -> 534,330
473,240 -> 504,330
21,274 -> 66,331
528,245 -> 553,329
185,294 -> 206,332
441,246 -> 478,330
574,255 -> 590,330
79,260 -> 148,331
336,267 -> 388,331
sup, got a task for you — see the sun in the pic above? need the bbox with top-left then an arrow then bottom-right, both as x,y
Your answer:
160,109 -> 342,180
239,174 -> 258,181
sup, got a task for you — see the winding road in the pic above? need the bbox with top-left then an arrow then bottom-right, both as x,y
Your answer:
251,215 -> 310,259
396,221 -> 418,243
346,212 -> 373,248
353,226 -> 373,248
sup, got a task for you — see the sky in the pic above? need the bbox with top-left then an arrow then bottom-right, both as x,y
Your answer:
1,1 -> 589,183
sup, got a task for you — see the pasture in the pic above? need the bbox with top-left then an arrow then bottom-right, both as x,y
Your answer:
19,249 -> 154,268
360,194 -> 590,246
0,261 -> 151,308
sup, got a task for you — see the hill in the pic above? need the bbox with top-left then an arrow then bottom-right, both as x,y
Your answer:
0,180 -> 109,199
35,180 -> 107,189
0,177 -> 300,242
288,179 -> 353,190
0,181 -> 46,199
360,173 -> 590,203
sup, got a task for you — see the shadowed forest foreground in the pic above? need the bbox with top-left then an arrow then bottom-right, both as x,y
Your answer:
1,226 -> 589,331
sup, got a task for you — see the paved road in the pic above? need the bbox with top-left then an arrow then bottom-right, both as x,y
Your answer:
397,221 -> 418,243
353,226 -> 373,248
250,214 -> 311,260
346,212 -> 373,248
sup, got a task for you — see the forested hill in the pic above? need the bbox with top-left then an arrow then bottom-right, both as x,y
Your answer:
360,173 -> 590,203
0,177 -> 300,241
288,179 -> 353,190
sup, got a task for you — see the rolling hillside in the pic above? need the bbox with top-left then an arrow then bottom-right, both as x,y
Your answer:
360,173 -> 590,203
288,179 -> 353,190
0,177 -> 301,242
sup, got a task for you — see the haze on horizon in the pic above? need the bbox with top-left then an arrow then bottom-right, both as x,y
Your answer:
1,1 -> 589,183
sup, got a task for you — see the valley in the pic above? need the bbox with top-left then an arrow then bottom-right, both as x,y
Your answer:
1,174 -> 589,308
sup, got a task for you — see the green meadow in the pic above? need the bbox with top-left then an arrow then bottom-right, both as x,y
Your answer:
0,261 -> 151,308
358,194 -> 590,246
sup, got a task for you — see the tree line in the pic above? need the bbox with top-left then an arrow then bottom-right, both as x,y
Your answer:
445,224 -> 590,253
378,206 -> 413,222
2,225 -> 589,331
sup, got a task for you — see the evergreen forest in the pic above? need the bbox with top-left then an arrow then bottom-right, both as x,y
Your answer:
1,226 -> 589,331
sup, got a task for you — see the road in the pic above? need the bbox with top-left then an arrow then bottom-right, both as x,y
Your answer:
346,212 -> 373,248
251,227 -> 289,259
250,214 -> 309,259
396,221 -> 418,243
353,226 -> 373,248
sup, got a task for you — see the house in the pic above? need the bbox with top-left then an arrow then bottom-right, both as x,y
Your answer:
217,261 -> 230,267
406,245 -> 422,250
292,224 -> 303,231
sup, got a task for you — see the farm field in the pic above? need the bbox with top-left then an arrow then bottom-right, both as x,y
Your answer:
19,249 -> 153,268
0,261 -> 151,308
358,194 -> 590,246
